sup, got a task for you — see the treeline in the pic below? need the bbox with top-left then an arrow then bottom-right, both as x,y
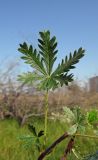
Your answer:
0,79 -> 98,125
0,62 -> 98,125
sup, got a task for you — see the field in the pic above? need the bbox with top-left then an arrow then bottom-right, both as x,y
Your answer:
0,118 -> 98,160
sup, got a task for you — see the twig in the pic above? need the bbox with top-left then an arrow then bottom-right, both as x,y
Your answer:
75,133 -> 98,139
21,113 -> 45,125
38,132 -> 69,160
61,136 -> 75,160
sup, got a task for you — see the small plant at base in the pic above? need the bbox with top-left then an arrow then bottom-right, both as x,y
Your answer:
38,107 -> 98,160
19,124 -> 44,153
87,109 -> 98,125
84,110 -> 98,160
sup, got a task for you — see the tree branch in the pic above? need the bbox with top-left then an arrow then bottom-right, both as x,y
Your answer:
21,113 -> 45,126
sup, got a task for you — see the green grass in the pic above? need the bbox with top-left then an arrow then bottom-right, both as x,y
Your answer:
0,118 -> 98,160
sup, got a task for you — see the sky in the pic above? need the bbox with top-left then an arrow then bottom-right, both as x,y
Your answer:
0,0 -> 98,82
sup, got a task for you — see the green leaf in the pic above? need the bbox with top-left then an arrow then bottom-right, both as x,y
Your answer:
18,135 -> 34,149
78,125 -> 86,134
28,124 -> 37,137
87,110 -> 98,124
35,138 -> 41,152
68,123 -> 78,135
38,130 -> 44,137
18,42 -> 46,75
63,107 -> 86,134
54,73 -> 74,86
53,47 -> 85,75
18,71 -> 44,85
63,106 -> 76,124
72,106 -> 85,125
38,31 -> 58,75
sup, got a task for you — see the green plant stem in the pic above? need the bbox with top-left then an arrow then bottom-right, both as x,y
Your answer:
75,133 -> 98,139
72,149 -> 80,159
44,90 -> 49,145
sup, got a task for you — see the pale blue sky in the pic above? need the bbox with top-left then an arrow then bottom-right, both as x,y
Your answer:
0,0 -> 98,81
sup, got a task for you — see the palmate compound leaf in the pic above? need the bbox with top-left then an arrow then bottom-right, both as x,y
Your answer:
18,30 -> 85,91
19,124 -> 44,152
63,106 -> 86,135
